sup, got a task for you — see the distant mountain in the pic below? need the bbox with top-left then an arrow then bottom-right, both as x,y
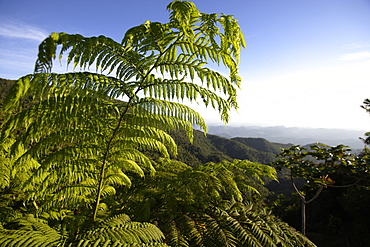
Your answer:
206,125 -> 366,150
231,137 -> 291,154
170,130 -> 291,166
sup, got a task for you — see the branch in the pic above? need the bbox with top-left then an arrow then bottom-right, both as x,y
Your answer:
306,184 -> 324,205
290,173 -> 305,200
329,173 -> 367,188
290,173 -> 324,205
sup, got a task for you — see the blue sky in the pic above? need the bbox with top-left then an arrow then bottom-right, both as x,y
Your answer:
1,0 -> 370,130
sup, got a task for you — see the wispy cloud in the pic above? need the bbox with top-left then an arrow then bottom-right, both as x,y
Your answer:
0,21 -> 48,41
341,51 -> 370,61
341,43 -> 363,49
341,43 -> 370,50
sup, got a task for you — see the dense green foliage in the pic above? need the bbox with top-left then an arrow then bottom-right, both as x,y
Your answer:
0,1 -> 317,246
2,0 -> 245,221
0,79 -> 14,105
0,214 -> 168,246
2,1 -> 369,246
270,143 -> 370,245
115,159 -> 315,247
361,99 -> 370,145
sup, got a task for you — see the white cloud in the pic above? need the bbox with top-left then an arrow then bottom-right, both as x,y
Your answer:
215,60 -> 370,130
341,51 -> 370,61
0,47 -> 38,78
341,43 -> 365,49
0,21 -> 48,41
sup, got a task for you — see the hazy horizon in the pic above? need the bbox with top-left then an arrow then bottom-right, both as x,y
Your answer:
205,124 -> 367,149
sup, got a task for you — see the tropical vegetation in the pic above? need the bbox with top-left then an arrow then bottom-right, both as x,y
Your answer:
0,1 -> 315,246
0,1 -> 369,246
272,143 -> 368,236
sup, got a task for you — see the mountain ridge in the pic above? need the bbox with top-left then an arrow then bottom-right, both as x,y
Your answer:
206,125 -> 366,150
170,129 -> 292,165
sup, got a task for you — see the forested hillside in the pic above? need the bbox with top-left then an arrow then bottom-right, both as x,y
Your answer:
0,78 -> 13,102
170,129 -> 292,166
232,137 -> 292,154
0,78 -> 14,114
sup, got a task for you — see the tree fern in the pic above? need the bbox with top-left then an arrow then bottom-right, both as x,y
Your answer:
155,200 -> 316,247
71,214 -> 168,246
0,214 -> 62,247
0,214 -> 169,247
1,1 -> 245,222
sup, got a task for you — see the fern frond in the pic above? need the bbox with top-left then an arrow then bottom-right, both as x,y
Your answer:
114,124 -> 178,156
2,0 -> 247,227
134,98 -> 206,133
73,214 -> 168,246
110,159 -> 146,178
141,77 -> 237,123
110,149 -> 154,174
114,137 -> 170,159
102,213 -> 132,227
0,215 -> 62,246
202,212 -> 238,247
124,112 -> 195,143
35,33 -> 137,77
0,156 -> 11,189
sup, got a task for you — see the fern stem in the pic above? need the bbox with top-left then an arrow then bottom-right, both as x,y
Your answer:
92,105 -> 129,221
93,160 -> 108,221
93,33 -> 184,221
